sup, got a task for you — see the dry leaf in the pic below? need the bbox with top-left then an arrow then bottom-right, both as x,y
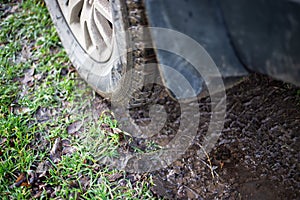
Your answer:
0,138 -> 7,146
79,176 -> 90,190
34,73 -> 42,80
21,45 -> 31,62
21,65 -> 35,85
13,173 -> 26,187
21,73 -> 34,85
108,173 -> 123,182
15,173 -> 25,183
14,107 -> 30,115
20,181 -> 31,187
62,146 -> 77,156
35,107 -> 51,122
10,5 -> 19,13
33,191 -> 43,199
50,138 -> 62,163
67,121 -> 82,134
36,161 -> 50,178
61,139 -> 71,147
28,170 -> 36,184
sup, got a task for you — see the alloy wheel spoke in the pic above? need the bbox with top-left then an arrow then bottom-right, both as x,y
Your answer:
81,1 -> 93,49
68,0 -> 84,24
94,0 -> 112,23
94,8 -> 113,49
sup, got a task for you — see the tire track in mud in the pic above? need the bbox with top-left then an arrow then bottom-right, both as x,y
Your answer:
149,74 -> 300,199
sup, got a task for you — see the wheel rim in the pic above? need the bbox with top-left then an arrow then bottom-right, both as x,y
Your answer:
58,0 -> 114,62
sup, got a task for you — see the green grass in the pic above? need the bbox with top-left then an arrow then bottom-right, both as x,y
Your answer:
0,1 -> 158,199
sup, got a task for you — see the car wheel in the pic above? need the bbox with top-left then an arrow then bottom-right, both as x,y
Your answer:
45,0 -> 158,99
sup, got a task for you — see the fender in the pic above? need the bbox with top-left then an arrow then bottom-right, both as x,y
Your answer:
144,0 -> 300,98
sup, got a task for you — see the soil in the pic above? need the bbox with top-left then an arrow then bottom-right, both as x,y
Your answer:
148,74 -> 300,199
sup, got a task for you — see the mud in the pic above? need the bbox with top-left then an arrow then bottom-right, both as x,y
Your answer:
148,74 -> 300,199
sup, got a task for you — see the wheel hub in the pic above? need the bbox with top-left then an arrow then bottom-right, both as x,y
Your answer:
58,0 -> 114,62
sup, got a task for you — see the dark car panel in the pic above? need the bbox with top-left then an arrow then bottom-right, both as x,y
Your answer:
145,0 -> 300,97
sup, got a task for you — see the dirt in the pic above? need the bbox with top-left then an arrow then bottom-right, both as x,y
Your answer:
147,74 -> 300,199
88,73 -> 299,199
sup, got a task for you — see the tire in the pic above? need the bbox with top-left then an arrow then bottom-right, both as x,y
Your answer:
45,0 -> 158,100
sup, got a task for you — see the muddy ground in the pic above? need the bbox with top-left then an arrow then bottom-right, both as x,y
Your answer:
145,74 -> 300,199
90,73 -> 300,199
